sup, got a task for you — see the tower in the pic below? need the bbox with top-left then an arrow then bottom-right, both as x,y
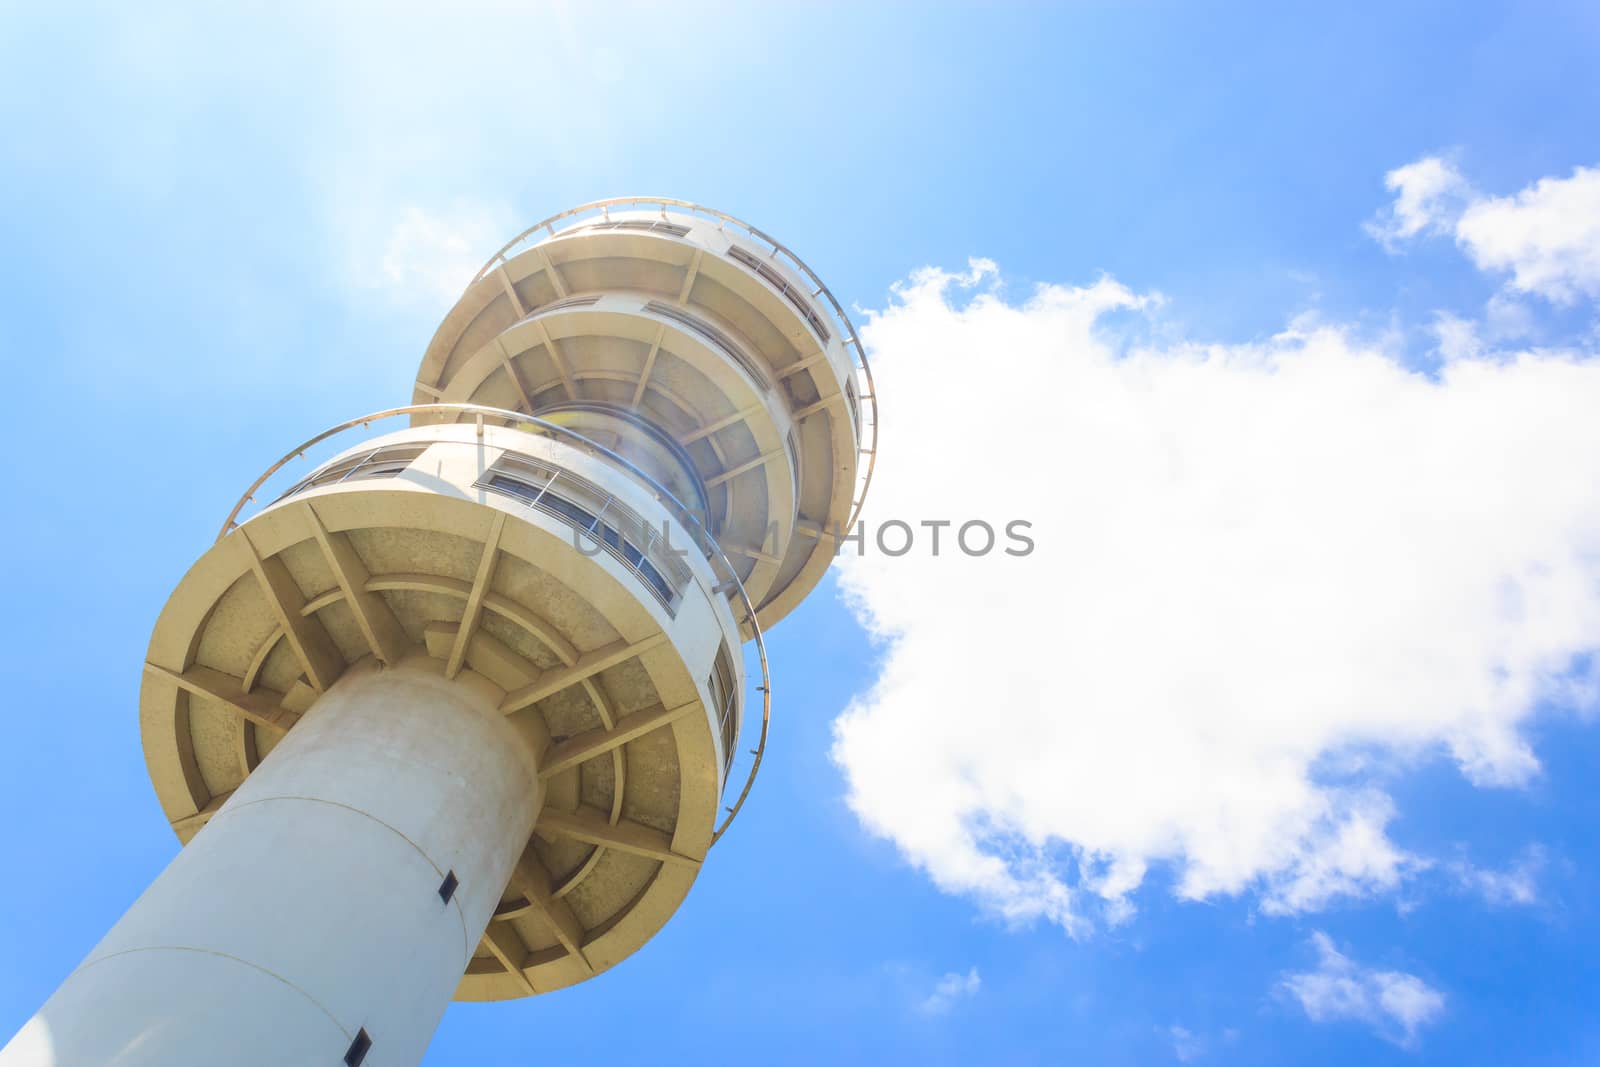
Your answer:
0,199 -> 877,1065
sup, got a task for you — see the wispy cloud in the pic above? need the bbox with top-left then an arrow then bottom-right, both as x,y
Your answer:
1450,845 -> 1545,907
918,967 -> 981,1015
370,203 -> 515,314
1169,1025 -> 1205,1062
1280,933 -> 1445,1046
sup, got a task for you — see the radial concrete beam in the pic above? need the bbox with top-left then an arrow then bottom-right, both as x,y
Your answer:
480,921 -> 536,995
448,512 -> 507,680
238,529 -> 342,692
144,662 -> 301,733
423,622 -> 539,693
630,325 -> 666,410
791,393 -> 846,421
536,247 -> 568,298
705,447 -> 784,489
677,248 -> 704,303
536,807 -> 699,869
360,572 -> 579,667
509,848 -> 592,974
499,632 -> 667,715
494,337 -> 535,412
303,503 -> 409,666
677,403 -> 763,446
495,265 -> 528,317
539,700 -> 699,778
533,319 -> 578,400
776,350 -> 828,380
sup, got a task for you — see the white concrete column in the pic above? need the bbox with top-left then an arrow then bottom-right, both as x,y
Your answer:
1,658 -> 542,1067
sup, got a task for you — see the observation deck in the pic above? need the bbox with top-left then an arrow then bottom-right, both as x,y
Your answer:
413,199 -> 878,629
140,408 -> 770,1001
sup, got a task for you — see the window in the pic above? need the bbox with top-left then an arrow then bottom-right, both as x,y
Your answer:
479,463 -> 689,614
708,641 -> 740,775
539,295 -> 601,313
580,219 -> 691,237
279,445 -> 427,502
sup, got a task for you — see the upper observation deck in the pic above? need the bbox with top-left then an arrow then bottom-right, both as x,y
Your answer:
412,199 -> 878,629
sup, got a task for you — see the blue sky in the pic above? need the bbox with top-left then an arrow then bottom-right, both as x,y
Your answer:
4,2 -> 1600,1063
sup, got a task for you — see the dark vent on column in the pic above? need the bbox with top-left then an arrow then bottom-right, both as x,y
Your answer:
644,300 -> 772,392
581,219 -> 691,237
438,870 -> 458,904
726,245 -> 831,344
344,1029 -> 372,1067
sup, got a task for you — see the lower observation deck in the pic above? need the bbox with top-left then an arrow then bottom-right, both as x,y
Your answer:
139,407 -> 770,999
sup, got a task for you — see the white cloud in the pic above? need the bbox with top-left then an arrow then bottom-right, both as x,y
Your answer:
1365,157 -> 1472,249
1281,933 -> 1445,1046
1372,157 -> 1600,304
831,259 -> 1600,932
1457,167 -> 1600,303
918,967 -> 981,1015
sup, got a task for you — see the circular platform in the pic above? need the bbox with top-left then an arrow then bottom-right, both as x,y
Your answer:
413,199 -> 878,629
141,416 -> 763,998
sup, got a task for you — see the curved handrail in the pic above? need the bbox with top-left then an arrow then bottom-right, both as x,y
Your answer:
470,197 -> 879,534
533,399 -> 714,520
219,402 -> 771,847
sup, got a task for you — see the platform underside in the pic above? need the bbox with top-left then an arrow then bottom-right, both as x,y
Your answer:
141,485 -> 731,999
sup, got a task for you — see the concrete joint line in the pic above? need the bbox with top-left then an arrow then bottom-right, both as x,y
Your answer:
206,794 -> 473,961
66,945 -> 351,1041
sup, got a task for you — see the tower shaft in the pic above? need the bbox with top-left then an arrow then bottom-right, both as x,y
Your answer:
1,660 -> 542,1066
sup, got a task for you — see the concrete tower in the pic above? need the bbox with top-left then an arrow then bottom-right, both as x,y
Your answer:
0,199 -> 877,1066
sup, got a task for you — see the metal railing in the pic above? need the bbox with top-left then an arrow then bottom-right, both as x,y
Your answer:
219,402 -> 771,847
470,197 -> 879,534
